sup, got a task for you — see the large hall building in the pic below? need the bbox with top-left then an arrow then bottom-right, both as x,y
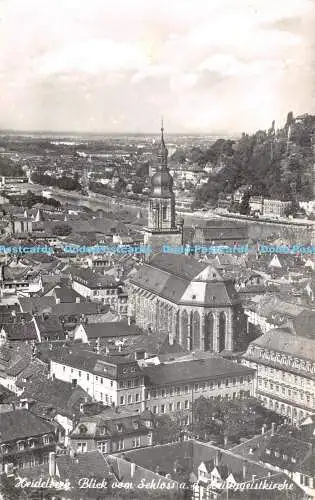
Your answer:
128,254 -> 248,354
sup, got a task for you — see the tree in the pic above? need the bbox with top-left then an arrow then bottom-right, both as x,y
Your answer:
239,192 -> 251,215
192,397 -> 285,444
153,414 -> 185,445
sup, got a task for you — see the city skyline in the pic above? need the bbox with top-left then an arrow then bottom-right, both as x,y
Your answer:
0,0 -> 314,134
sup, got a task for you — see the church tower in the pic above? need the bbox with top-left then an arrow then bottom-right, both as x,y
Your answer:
144,121 -> 183,250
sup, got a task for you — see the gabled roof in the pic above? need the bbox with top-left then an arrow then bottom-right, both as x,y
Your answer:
21,378 -> 91,418
70,267 -> 119,289
0,409 -> 56,442
130,254 -> 241,306
71,408 -> 153,439
80,322 -> 143,340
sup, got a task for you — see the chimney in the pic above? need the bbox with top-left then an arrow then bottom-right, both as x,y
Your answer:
131,462 -> 136,478
49,452 -> 56,477
127,316 -> 131,326
242,460 -> 248,481
224,435 -> 228,447
271,422 -> 276,436
261,424 -> 266,435
214,450 -> 221,467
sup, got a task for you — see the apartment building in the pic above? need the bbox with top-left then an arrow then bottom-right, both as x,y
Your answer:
242,325 -> 315,423
70,407 -> 154,455
50,346 -> 145,410
142,355 -> 255,423
49,347 -> 255,422
70,267 -> 121,307
0,409 -> 57,473
263,199 -> 292,218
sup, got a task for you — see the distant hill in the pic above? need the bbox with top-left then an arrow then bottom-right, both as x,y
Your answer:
194,112 -> 314,204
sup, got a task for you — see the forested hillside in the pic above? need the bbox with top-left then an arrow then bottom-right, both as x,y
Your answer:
195,112 -> 314,204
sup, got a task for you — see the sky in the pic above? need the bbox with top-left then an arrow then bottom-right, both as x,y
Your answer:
0,0 -> 314,134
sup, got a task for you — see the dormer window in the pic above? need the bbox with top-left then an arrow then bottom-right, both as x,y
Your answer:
1,444 -> 9,454
17,441 -> 25,451
43,435 -> 49,446
79,424 -> 88,435
99,426 -> 107,436
283,454 -> 288,461
192,295 -> 196,299
266,449 -> 271,455
133,421 -> 140,430
291,457 -> 296,463
28,438 -> 36,448
116,424 -> 123,432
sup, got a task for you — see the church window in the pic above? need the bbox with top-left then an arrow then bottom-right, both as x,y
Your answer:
218,312 -> 226,352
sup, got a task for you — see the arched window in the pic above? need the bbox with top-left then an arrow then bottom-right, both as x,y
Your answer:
162,206 -> 167,221
175,311 -> 179,343
192,311 -> 200,350
181,310 -> 189,349
218,312 -> 226,352
204,313 -> 214,351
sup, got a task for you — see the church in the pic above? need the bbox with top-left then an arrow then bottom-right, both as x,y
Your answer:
143,121 -> 183,250
128,125 -> 248,354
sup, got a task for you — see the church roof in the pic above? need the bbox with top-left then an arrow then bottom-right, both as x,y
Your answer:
130,254 -> 241,307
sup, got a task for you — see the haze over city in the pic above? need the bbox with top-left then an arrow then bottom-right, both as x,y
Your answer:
0,0 -> 314,134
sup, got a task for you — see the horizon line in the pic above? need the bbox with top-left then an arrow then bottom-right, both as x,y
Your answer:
0,128 -> 241,138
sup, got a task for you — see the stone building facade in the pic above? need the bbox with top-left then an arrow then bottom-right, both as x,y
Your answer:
242,326 -> 315,423
128,254 -> 248,354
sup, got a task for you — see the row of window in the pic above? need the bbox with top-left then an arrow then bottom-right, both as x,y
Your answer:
2,435 -> 53,453
77,439 -> 125,453
260,396 -> 308,420
118,378 -> 141,389
258,379 -> 313,404
60,365 -> 114,386
145,377 -> 251,399
120,393 -> 140,405
14,454 -> 50,469
254,351 -> 314,374
258,367 -> 314,386
92,289 -> 118,296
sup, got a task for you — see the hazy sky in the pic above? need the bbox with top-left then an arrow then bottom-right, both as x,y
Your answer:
0,0 -> 314,134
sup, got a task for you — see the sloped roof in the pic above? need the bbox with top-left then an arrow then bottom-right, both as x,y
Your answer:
21,378 -> 91,418
130,254 -> 241,307
82,322 -> 142,339
19,296 -> 56,313
1,319 -> 38,342
122,440 -> 274,480
71,408 -> 153,439
143,356 -> 254,386
251,328 -> 315,361
0,409 -> 55,442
